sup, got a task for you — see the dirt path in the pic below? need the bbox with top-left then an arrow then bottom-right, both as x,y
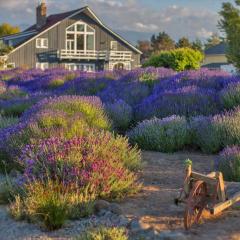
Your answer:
0,151 -> 240,239
120,151 -> 240,240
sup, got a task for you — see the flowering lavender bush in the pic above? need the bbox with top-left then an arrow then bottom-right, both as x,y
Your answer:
19,130 -> 141,198
119,67 -> 175,83
0,96 -> 111,172
190,116 -> 222,153
135,86 -> 219,121
216,146 -> 240,182
220,82 -> 240,110
58,77 -> 110,96
23,95 -> 111,130
128,115 -> 190,152
105,100 -> 133,132
191,107 -> 240,153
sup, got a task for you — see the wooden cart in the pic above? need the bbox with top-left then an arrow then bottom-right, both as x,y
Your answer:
175,159 -> 240,230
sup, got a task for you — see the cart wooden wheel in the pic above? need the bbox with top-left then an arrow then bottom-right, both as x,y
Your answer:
184,180 -> 207,230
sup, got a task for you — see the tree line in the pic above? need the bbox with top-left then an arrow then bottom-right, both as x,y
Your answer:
137,32 -> 223,63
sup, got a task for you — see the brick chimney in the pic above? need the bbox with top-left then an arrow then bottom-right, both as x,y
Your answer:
36,1 -> 47,29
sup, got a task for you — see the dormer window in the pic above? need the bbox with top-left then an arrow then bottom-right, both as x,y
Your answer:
66,21 -> 95,52
36,38 -> 48,49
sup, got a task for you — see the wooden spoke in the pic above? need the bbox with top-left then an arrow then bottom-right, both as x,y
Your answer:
184,180 -> 207,230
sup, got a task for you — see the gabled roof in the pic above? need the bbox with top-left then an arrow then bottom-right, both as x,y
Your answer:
24,8 -> 83,33
205,42 -> 227,55
8,6 -> 142,55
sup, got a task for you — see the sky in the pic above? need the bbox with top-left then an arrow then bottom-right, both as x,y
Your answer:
0,0 -> 236,42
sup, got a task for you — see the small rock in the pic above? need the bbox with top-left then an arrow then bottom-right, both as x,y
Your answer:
129,219 -> 142,232
156,231 -> 188,240
94,200 -> 110,213
130,228 -> 156,240
109,203 -> 122,215
118,215 -> 129,226
96,209 -> 108,217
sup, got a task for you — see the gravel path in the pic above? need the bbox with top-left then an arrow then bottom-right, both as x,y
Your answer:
120,151 -> 240,240
0,151 -> 240,240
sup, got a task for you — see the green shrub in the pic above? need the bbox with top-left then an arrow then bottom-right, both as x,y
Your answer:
76,226 -> 128,240
143,48 -> 204,71
0,177 -> 22,204
128,115 -> 190,152
9,180 -> 96,230
0,115 -> 18,129
1,101 -> 33,117
10,180 -> 68,230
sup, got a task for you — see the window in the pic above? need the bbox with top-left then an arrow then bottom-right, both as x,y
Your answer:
36,62 -> 49,70
8,40 -> 13,47
111,41 -> 118,51
109,61 -> 131,71
65,63 -> 95,72
66,21 -> 95,53
36,38 -> 48,48
7,62 -> 15,69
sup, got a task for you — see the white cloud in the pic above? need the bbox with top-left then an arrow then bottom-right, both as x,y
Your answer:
0,0 -> 221,40
196,27 -> 213,38
135,22 -> 158,31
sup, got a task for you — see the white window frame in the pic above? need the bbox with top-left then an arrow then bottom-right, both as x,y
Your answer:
7,62 -> 15,69
109,61 -> 131,71
65,21 -> 95,54
36,38 -> 48,49
36,62 -> 49,70
110,41 -> 118,51
8,40 -> 13,47
65,63 -> 95,72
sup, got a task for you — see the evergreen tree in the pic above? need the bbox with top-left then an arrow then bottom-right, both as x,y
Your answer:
151,32 -> 175,52
192,39 -> 204,52
205,33 -> 221,49
219,0 -> 240,69
176,37 -> 192,48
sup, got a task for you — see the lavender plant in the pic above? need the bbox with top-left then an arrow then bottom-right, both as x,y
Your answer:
216,146 -> 240,182
19,130 -> 141,198
128,115 -> 190,152
105,100 -> 133,132
220,82 -> 240,109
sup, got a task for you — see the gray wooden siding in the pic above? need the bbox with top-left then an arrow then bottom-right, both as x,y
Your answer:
8,8 -> 141,70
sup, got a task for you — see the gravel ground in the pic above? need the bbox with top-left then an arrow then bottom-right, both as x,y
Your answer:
0,151 -> 240,240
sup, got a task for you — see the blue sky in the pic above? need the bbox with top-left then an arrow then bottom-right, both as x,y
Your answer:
0,0 -> 236,42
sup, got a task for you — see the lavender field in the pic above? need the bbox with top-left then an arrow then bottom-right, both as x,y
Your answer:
1,66 -> 240,236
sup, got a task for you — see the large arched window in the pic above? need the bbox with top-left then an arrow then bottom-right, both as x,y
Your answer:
66,21 -> 95,53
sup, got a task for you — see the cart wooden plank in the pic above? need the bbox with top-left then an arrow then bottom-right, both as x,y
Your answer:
211,192 -> 240,215
191,172 -> 218,185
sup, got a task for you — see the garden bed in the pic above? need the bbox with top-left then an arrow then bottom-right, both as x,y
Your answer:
1,151 -> 240,240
